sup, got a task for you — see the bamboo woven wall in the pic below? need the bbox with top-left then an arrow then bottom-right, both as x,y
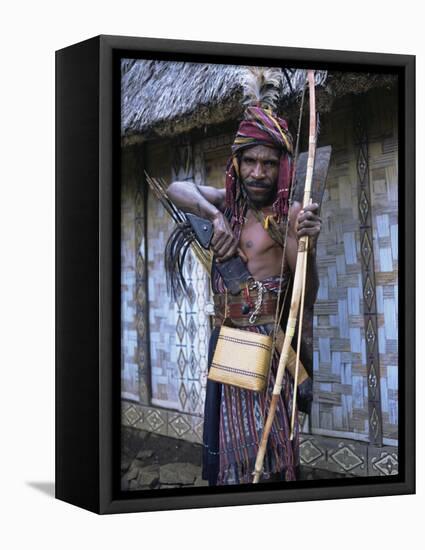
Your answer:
312,99 -> 368,440
145,141 -> 211,424
367,88 -> 399,443
121,148 -> 141,402
312,88 -> 398,444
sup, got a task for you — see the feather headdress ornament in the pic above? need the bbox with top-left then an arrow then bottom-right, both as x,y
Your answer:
240,67 -> 284,112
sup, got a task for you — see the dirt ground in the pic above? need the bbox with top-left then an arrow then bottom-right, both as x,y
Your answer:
121,427 -> 205,491
121,427 -> 350,491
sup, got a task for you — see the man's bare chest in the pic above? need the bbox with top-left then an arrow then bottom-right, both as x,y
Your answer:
239,213 -> 281,258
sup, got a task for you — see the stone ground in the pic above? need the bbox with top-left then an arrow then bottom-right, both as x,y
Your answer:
121,427 -> 350,491
121,427 -> 207,491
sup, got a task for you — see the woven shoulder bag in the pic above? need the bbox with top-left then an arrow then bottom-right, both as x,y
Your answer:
208,321 -> 273,392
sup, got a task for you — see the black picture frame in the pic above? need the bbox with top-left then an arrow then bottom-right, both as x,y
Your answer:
56,34 -> 415,514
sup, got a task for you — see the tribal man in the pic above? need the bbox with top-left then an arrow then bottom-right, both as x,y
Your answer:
167,101 -> 322,485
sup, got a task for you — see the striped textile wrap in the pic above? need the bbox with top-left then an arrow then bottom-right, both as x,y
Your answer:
212,290 -> 279,327
202,268 -> 299,485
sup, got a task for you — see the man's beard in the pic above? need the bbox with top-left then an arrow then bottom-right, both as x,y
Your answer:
241,179 -> 276,208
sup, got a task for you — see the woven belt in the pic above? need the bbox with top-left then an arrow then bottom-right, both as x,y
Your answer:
213,291 -> 279,327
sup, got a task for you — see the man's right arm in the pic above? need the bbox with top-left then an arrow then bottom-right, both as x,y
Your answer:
167,181 -> 225,221
167,181 -> 243,263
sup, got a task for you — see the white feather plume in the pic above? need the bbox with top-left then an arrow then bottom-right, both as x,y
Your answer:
240,67 -> 283,112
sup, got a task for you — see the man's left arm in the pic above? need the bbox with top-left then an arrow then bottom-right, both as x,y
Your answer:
285,201 -> 321,307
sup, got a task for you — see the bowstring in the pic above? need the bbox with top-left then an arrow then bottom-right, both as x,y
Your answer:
260,75 -> 308,425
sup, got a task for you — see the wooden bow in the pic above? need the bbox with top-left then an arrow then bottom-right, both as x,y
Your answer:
252,69 -> 317,483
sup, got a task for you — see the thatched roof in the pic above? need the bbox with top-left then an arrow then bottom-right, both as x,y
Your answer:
121,60 -> 396,145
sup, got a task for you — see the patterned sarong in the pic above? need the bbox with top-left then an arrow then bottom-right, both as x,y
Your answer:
202,270 -> 300,485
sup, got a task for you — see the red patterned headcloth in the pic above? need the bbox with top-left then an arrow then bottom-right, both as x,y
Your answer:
225,106 -> 294,226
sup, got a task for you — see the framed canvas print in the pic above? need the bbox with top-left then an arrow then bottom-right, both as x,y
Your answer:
56,35 -> 415,514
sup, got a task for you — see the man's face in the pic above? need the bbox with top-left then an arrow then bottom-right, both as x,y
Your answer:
239,144 -> 280,208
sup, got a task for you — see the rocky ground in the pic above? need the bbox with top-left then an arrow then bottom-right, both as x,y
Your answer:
121,427 -> 351,491
121,427 -> 207,491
